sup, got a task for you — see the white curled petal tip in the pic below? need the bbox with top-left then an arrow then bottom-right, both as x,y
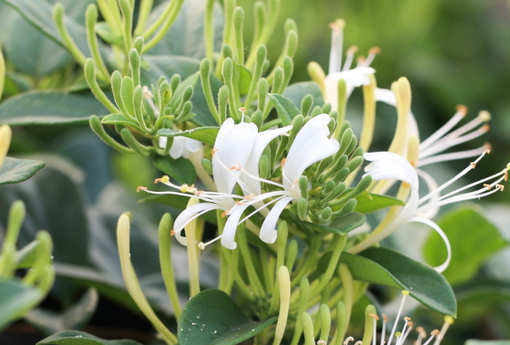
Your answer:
410,216 -> 451,273
259,197 -> 294,244
169,136 -> 186,159
327,67 -> 375,85
375,88 -> 396,106
159,136 -> 168,148
221,204 -> 250,250
186,138 -> 202,153
363,151 -> 419,189
173,202 -> 223,233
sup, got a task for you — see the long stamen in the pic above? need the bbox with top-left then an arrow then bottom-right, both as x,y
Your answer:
432,316 -> 454,345
418,144 -> 489,167
238,195 -> 286,224
419,106 -> 467,150
370,313 -> 379,345
387,291 -> 409,345
415,326 -> 427,345
398,320 -> 413,345
342,46 -> 358,71
328,19 -> 345,74
198,234 -> 223,250
362,47 -> 380,67
423,330 -> 439,345
380,314 -> 388,345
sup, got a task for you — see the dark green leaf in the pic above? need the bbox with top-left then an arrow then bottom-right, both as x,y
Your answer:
354,191 -> 405,214
0,279 -> 44,331
282,81 -> 324,109
179,289 -> 275,345
0,91 -> 109,125
423,206 -> 509,286
210,317 -> 277,345
341,247 -> 456,315
153,155 -> 196,185
290,212 -> 365,235
169,72 -> 200,111
37,330 -> 142,345
0,157 -> 45,185
157,127 -> 219,146
190,73 -> 222,127
26,288 -> 98,336
268,94 -> 301,126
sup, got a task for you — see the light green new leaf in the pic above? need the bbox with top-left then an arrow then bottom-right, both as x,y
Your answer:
157,127 -> 219,146
0,157 -> 45,185
269,94 -> 301,126
178,289 -> 276,345
423,206 -> 509,286
282,81 -> 324,108
354,192 -> 405,214
0,91 -> 109,125
37,330 -> 142,345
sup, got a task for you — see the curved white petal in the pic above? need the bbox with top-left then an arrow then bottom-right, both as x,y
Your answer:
212,118 -> 258,194
284,114 -> 340,197
375,88 -> 396,106
325,67 -> 375,109
416,169 -> 440,219
241,125 -> 292,196
169,136 -> 186,159
186,138 -> 202,153
173,202 -> 223,232
259,196 -> 294,244
410,216 -> 452,273
364,152 -> 419,190
221,204 -> 251,250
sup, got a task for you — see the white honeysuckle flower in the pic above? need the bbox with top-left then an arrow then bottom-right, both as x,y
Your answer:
141,118 -> 292,250
249,114 -> 340,244
375,87 -> 491,167
325,20 -> 377,111
349,150 -> 508,272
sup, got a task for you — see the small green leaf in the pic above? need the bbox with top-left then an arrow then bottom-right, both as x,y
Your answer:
37,330 -> 142,345
157,127 -> 219,146
26,288 -> 98,336
0,157 -> 45,185
153,155 -> 196,185
354,192 -> 405,214
0,279 -> 44,331
456,282 -> 510,326
290,212 -> 365,235
268,94 -> 301,126
101,113 -> 139,127
0,91 -> 109,125
423,206 -> 509,286
179,289 -> 275,345
169,72 -> 200,111
341,247 -> 456,316
282,81 -> 324,108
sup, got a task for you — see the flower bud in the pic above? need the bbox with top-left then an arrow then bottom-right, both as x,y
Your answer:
297,197 -> 308,221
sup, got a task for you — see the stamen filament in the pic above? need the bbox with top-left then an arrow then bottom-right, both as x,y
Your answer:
419,107 -> 467,150
418,146 -> 487,167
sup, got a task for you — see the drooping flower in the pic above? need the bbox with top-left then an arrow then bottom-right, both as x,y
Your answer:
323,20 -> 377,111
252,114 -> 340,244
349,150 -> 508,272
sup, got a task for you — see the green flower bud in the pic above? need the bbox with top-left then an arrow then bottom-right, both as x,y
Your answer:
222,44 -> 234,60
201,158 -> 213,175
297,197 -> 308,221
300,94 -> 313,117
345,135 -> 358,156
346,156 -> 363,172
121,76 -> 135,115
218,85 -> 229,123
331,198 -> 356,218
251,110 -> 263,128
272,67 -> 284,94
318,206 -> 332,222
322,180 -> 336,195
285,239 -> 298,271
298,176 -> 308,200
170,74 -> 181,94
327,117 -> 336,133
311,105 -> 322,117
259,154 -> 271,180
129,48 -> 141,86
289,114 -> 304,145
257,78 -> 268,112
322,103 -> 332,114
133,36 -> 144,55
333,167 -> 350,183
322,182 -> 346,203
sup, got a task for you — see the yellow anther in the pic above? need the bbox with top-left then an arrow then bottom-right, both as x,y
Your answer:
369,313 -> 379,320
343,337 -> 354,345
402,290 -> 410,296
395,332 -> 402,337
382,314 -> 388,322
329,19 -> 346,30
221,211 -> 228,218
369,47 -> 381,55
170,230 -> 176,236
155,175 -> 170,184
483,183 -> 491,190
281,158 -> 287,168
180,184 -> 190,193
212,148 -> 218,156
197,242 -> 206,250
357,56 -> 366,64
444,315 -> 455,325
239,107 -> 246,113
478,110 -> 491,122
497,184 -> 504,191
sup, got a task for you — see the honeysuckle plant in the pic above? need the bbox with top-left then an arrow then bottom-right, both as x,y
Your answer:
1,0 -> 510,344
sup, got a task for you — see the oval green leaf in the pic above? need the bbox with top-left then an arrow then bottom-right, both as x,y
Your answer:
153,155 -> 196,185
0,157 -> 45,185
354,191 -> 405,214
179,289 -> 275,345
290,212 -> 365,235
0,279 -> 44,331
268,94 -> 301,126
341,247 -> 456,316
282,81 -> 324,109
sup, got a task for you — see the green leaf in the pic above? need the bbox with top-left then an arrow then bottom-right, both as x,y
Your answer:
354,192 -> 405,214
37,330 -> 142,345
236,64 -> 252,96
268,94 -> 301,126
456,283 -> 510,326
26,288 -> 98,336
423,206 -> 509,286
0,91 -> 109,125
0,0 -> 92,55
101,113 -> 139,128
0,279 -> 44,331
341,247 -> 456,315
290,212 -> 365,235
147,0 -> 224,59
0,157 -> 45,185
169,72 -> 200,111
282,81 -> 324,109
153,155 -> 196,185
15,240 -> 40,268
157,127 -> 219,147
178,289 -> 276,345
191,73 -> 222,127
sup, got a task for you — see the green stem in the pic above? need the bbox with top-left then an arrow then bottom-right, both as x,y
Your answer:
134,0 -> 154,36
158,213 -> 182,319
309,235 -> 346,298
86,5 -> 110,82
237,224 -> 265,296
143,0 -> 185,53
119,0 -> 134,53
84,59 -> 119,113
53,4 -> 87,66
204,0 -> 215,64
89,116 -> 135,154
